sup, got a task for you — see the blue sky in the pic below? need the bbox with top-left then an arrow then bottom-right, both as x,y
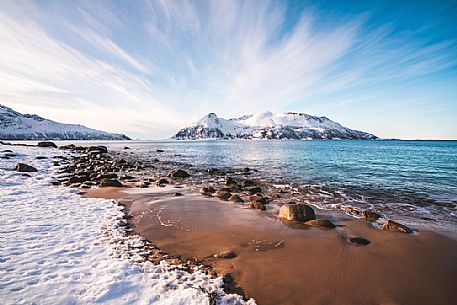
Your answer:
0,0 -> 456,139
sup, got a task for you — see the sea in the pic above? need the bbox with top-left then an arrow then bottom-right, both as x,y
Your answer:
10,139 -> 457,231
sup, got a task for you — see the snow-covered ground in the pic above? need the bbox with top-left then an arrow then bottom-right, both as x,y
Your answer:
0,145 -> 254,305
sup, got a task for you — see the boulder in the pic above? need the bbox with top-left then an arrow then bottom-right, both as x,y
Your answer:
37,141 -> 57,148
167,169 -> 190,178
278,203 -> 315,222
200,186 -> 216,196
246,186 -> 261,194
304,219 -> 336,229
382,220 -> 413,233
348,237 -> 371,246
362,210 -> 381,222
225,177 -> 237,186
100,179 -> 123,187
156,178 -> 169,186
249,202 -> 266,211
14,163 -> 38,172
250,194 -> 267,205
214,251 -> 237,259
229,194 -> 243,203
214,191 -> 232,201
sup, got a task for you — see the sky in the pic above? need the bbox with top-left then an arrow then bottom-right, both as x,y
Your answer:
0,0 -> 456,140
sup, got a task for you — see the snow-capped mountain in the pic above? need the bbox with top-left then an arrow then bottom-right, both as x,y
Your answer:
173,111 -> 377,140
0,105 -> 130,140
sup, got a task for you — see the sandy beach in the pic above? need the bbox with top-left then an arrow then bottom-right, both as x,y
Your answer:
85,185 -> 457,305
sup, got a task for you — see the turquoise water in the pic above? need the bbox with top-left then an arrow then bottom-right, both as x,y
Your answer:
14,139 -> 457,228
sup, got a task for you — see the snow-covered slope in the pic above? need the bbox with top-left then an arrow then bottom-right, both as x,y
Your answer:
0,105 -> 130,140
173,111 -> 377,140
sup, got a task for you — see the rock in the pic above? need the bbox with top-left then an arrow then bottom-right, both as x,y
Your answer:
200,186 -> 216,196
214,191 -> 232,201
13,163 -> 38,172
53,161 -> 60,166
156,178 -> 169,186
278,203 -> 316,222
249,194 -> 267,205
87,145 -> 108,153
37,141 -> 57,148
214,251 -> 237,259
21,173 -> 31,178
100,179 -> 123,187
156,149 -> 164,152
348,237 -> 371,246
35,156 -> 47,160
249,202 -> 266,210
304,219 -> 336,229
207,168 -> 219,174
362,210 -> 381,222
167,169 -> 190,178
382,220 -> 413,233
124,146 -> 130,149
225,177 -> 237,186
241,179 -> 255,187
229,194 -> 243,203
69,176 -> 89,184
246,186 -> 261,194
175,192 -> 183,196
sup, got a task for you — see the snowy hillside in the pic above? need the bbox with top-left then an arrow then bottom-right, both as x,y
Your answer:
0,105 -> 130,140
173,111 -> 378,140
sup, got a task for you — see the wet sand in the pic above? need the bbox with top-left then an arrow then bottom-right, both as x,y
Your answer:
84,186 -> 457,305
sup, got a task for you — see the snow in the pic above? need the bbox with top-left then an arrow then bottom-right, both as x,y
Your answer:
0,145 -> 255,305
0,105 -> 129,140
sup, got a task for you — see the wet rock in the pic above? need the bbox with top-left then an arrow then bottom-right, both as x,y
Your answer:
214,191 -> 232,201
200,186 -> 216,196
167,169 -> 190,178
229,184 -> 241,193
249,202 -> 266,211
37,141 -> 57,148
156,178 -> 169,186
53,161 -> 60,166
225,177 -> 237,186
14,163 -> 38,172
87,146 -> 107,153
156,149 -> 164,152
249,194 -> 267,205
229,194 -> 243,203
69,176 -> 89,184
362,210 -> 381,222
51,181 -> 61,186
175,192 -> 183,196
246,186 -> 261,194
21,173 -> 31,178
278,203 -> 316,222
304,219 -> 336,229
241,179 -> 255,187
214,251 -> 237,259
348,237 -> 371,246
35,156 -> 47,160
382,220 -> 413,233
100,179 -> 123,187
124,146 -> 130,149
207,168 -> 219,174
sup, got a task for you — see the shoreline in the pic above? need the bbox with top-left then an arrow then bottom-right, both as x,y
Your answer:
3,142 -> 457,304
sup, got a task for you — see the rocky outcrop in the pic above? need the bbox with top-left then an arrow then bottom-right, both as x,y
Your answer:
382,220 -> 413,233
278,203 -> 316,222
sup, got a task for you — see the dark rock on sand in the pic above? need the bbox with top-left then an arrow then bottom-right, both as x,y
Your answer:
214,251 -> 237,259
278,203 -> 316,222
382,220 -> 413,233
200,186 -> 216,196
348,237 -> 371,246
124,146 -> 130,149
156,178 -> 169,186
229,194 -> 244,203
100,179 -> 123,187
175,192 -> 183,196
249,202 -> 266,211
362,210 -> 381,222
35,156 -> 47,160
69,176 -> 89,184
156,149 -> 164,153
304,219 -> 336,229
246,186 -> 261,194
214,191 -> 232,201
14,163 -> 38,172
250,194 -> 268,205
225,177 -> 237,186
167,169 -> 190,178
37,141 -> 57,148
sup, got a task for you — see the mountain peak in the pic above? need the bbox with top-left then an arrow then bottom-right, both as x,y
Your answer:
173,111 -> 377,140
0,104 -> 130,140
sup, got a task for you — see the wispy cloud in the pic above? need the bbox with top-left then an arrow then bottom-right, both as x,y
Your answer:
0,0 -> 456,139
